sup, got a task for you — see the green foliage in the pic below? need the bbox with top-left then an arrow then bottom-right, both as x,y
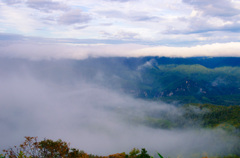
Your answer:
140,103 -> 240,143
222,155 -> 240,158
0,154 -> 5,158
183,104 -> 240,129
72,57 -> 240,106
3,137 -> 72,158
2,137 -> 240,158
68,148 -> 88,158
136,149 -> 150,158
39,139 -> 70,158
144,117 -> 175,129
122,63 -> 240,105
129,148 -> 140,157
2,137 -> 154,158
18,151 -> 27,158
157,152 -> 164,158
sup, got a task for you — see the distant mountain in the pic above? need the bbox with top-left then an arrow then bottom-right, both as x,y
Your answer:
1,57 -> 240,105
71,57 -> 240,105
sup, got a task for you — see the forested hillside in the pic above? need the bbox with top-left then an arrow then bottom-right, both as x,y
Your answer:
133,64 -> 240,105
1,57 -> 240,105
1,57 -> 240,157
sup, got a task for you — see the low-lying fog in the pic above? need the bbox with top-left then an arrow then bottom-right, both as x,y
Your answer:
0,58 -> 239,158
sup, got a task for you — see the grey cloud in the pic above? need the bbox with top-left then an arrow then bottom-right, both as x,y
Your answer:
26,0 -> 69,12
220,23 -> 240,33
195,23 -> 240,34
99,10 -> 125,19
106,0 -> 137,2
115,31 -> 139,40
130,15 -> 160,22
165,18 -> 240,35
183,0 -> 240,17
164,11 -> 240,35
99,10 -> 160,22
58,9 -> 91,25
100,23 -> 113,26
0,33 -> 24,41
2,0 -> 23,5
101,31 -> 139,40
74,25 -> 89,30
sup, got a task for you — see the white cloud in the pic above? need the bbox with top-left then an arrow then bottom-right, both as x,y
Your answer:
133,42 -> 240,57
0,4 -> 40,33
0,0 -> 239,45
0,38 -> 240,60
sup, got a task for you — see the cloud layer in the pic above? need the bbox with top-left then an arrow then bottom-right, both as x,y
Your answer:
0,59 -> 239,157
0,0 -> 239,45
0,35 -> 240,60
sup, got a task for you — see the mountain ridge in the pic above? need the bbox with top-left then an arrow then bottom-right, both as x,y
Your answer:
1,56 -> 240,105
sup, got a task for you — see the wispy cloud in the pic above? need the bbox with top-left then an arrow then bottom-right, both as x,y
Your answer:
101,30 -> 140,40
0,0 -> 239,45
0,35 -> 239,60
106,0 -> 137,2
2,0 -> 22,5
171,0 -> 240,37
183,0 -> 239,17
98,10 -> 160,22
58,9 -> 92,25
26,0 -> 69,12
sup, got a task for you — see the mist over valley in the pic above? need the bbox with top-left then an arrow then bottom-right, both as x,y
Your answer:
0,57 -> 240,157
1,0 -> 240,157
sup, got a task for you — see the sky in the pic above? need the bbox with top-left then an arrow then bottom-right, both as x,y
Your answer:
0,0 -> 240,59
